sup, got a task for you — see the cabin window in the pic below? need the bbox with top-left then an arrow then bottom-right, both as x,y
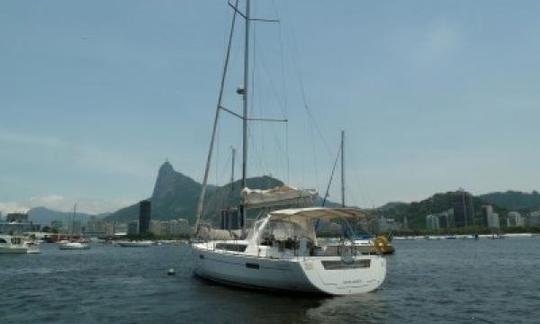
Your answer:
0,238 -> 7,243
260,220 -> 308,241
215,243 -> 247,252
321,259 -> 371,270
245,263 -> 260,269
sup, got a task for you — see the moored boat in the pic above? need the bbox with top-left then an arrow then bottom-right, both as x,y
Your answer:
117,240 -> 154,247
58,241 -> 90,250
192,208 -> 386,295
188,0 -> 387,296
58,203 -> 91,250
0,234 -> 40,254
357,235 -> 395,255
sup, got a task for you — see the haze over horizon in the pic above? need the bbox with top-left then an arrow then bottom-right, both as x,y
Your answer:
2,0 -> 540,214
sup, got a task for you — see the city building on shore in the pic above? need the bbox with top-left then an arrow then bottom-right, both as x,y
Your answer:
482,205 -> 500,229
426,214 -> 440,230
127,221 -> 139,235
507,211 -> 525,227
0,212 -> 40,234
150,218 -> 191,236
528,211 -> 540,226
85,216 -> 107,236
488,213 -> 500,229
453,189 -> 474,227
375,216 -> 402,233
6,213 -> 28,223
105,222 -> 128,236
139,200 -> 151,235
425,209 -> 454,230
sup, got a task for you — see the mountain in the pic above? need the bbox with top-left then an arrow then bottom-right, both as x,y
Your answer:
479,190 -> 540,211
27,207 -> 108,226
105,161 -> 540,229
376,202 -> 408,212
106,161 -> 201,223
105,161 -> 285,224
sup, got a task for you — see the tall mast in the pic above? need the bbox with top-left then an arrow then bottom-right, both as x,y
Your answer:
242,0 -> 250,191
195,0 -> 283,234
240,0 -> 251,230
231,147 -> 236,189
194,0 -> 239,233
72,203 -> 77,237
341,130 -> 345,208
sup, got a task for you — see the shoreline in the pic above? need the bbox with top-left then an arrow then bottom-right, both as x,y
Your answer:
393,233 -> 537,240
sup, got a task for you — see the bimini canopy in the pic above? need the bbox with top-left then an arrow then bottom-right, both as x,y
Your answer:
248,208 -> 371,243
242,186 -> 318,208
269,207 -> 371,223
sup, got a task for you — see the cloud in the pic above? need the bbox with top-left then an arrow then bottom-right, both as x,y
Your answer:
0,129 -> 65,148
29,194 -> 65,205
0,128 -> 150,216
417,20 -> 462,63
74,145 -> 154,180
0,127 -> 154,179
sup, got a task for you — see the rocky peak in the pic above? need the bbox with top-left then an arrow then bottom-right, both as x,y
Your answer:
158,161 -> 175,177
152,161 -> 201,201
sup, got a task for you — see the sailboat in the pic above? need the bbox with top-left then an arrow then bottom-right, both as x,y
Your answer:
321,131 -> 394,255
58,203 -> 90,250
189,0 -> 386,295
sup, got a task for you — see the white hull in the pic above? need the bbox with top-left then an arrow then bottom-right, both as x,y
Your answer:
117,241 -> 154,247
26,247 -> 41,254
0,235 -> 40,254
191,242 -> 386,295
0,246 -> 31,254
59,242 -> 90,250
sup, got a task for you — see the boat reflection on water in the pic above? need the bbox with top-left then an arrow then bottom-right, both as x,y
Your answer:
193,272 -> 387,324
306,293 -> 387,324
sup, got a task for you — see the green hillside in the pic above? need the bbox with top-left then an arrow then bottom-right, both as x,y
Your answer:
479,190 -> 540,211
376,191 -> 507,229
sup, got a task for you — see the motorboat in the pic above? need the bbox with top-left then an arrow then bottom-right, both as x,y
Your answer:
58,241 -> 90,250
355,235 -> 394,255
117,240 -> 154,247
0,234 -> 40,254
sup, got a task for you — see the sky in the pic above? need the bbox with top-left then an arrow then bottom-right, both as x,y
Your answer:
1,0 -> 540,215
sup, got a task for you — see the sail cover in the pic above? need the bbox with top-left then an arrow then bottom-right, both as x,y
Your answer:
242,186 -> 318,208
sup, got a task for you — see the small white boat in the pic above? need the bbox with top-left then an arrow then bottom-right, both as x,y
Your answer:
58,204 -> 91,250
58,241 -> 90,250
117,240 -> 154,247
0,234 -> 40,254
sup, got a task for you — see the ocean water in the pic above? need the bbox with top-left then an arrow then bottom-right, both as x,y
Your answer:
1,238 -> 538,323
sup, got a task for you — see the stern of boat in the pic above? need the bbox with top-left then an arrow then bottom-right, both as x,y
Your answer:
299,255 -> 386,295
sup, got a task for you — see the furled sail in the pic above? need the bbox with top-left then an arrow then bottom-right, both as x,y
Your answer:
241,186 -> 318,208
197,224 -> 242,240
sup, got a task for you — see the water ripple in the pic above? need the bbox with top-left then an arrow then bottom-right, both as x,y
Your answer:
1,238 -> 538,323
